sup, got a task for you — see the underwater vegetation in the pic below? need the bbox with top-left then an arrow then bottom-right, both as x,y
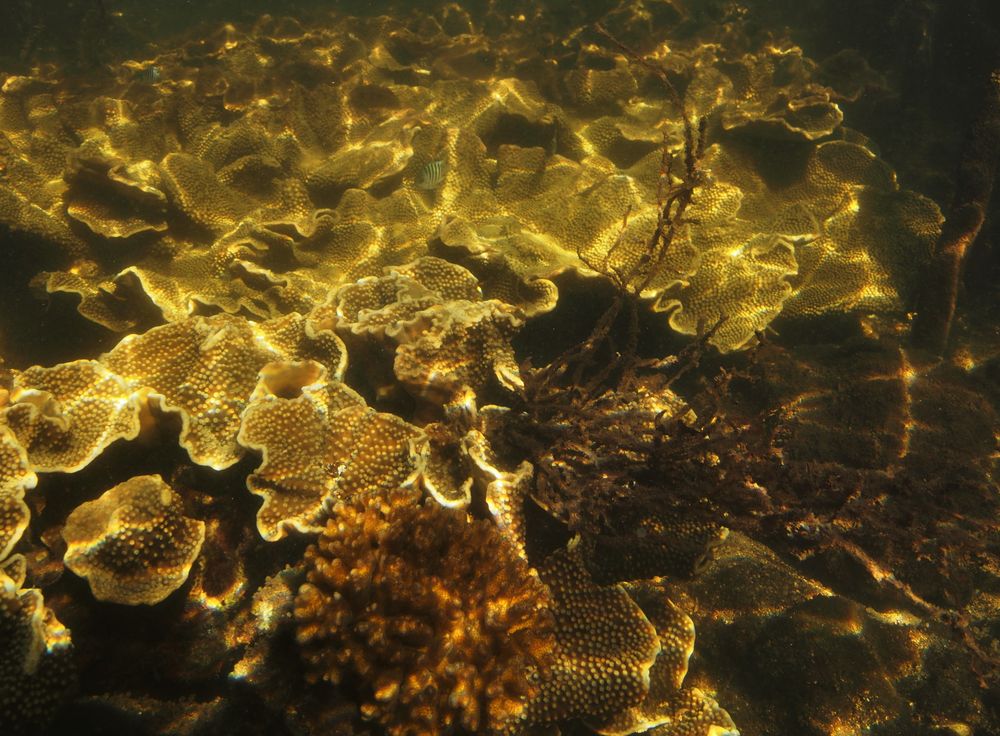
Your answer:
0,1 -> 998,735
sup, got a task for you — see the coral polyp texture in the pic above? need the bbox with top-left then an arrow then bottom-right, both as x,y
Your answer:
295,492 -> 557,736
238,362 -> 425,540
0,425 -> 35,560
0,1 -> 995,734
0,2 -> 938,355
0,555 -> 74,736
62,475 -> 206,605
103,313 -> 347,469
523,545 -> 735,736
3,360 -> 141,473
329,256 -> 525,405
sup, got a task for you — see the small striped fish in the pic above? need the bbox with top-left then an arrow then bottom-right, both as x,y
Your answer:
415,159 -> 446,190
133,66 -> 162,84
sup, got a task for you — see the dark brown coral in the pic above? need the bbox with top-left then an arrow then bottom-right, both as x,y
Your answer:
294,491 -> 556,736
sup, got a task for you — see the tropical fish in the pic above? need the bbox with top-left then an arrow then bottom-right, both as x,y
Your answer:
415,159 -> 446,190
133,66 -> 162,84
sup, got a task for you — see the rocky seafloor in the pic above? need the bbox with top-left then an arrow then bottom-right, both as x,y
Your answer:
0,1 -> 998,735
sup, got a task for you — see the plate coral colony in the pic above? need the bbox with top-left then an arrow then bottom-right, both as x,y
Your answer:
1,2 -> 998,735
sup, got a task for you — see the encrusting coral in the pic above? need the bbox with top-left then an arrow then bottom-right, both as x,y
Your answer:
0,382 -> 73,734
2,0 -> 938,355
393,298 -> 524,405
61,474 -> 206,606
295,490 -> 557,736
102,312 -> 346,469
329,256 -> 525,407
525,544 -> 661,727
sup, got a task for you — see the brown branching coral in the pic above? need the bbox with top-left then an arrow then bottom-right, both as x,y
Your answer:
295,491 -> 556,736
478,24 -> 735,606
62,475 -> 206,606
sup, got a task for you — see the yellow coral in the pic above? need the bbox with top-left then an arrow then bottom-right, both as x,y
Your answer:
0,426 -> 35,561
238,362 -> 424,540
62,474 -> 206,605
591,581 -> 738,736
0,555 -> 74,735
527,544 -> 661,726
102,313 -> 345,469
651,140 -> 940,350
64,134 -> 168,239
715,45 -> 845,140
3,361 -> 141,473
394,299 -> 524,403
332,256 -> 479,339
33,266 -> 143,332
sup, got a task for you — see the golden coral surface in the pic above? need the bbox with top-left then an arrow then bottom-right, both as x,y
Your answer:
0,0 -> 938,352
61,474 -> 206,605
0,1 -> 995,735
0,554 -> 74,736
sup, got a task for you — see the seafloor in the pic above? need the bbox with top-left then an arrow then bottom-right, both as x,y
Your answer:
0,1 -> 998,735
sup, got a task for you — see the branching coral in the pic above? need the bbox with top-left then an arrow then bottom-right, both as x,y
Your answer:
295,491 -> 556,735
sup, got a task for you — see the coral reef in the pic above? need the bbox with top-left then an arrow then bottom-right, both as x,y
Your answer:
295,491 -> 556,736
0,554 -> 74,735
329,257 -> 525,406
0,425 -> 34,560
61,475 -> 206,605
0,1 -> 995,735
3,361 -> 141,473
238,362 -> 425,540
103,313 -> 347,469
0,1 -> 939,355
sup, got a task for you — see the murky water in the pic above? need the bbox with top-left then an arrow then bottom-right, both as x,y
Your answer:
0,2 -> 997,735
